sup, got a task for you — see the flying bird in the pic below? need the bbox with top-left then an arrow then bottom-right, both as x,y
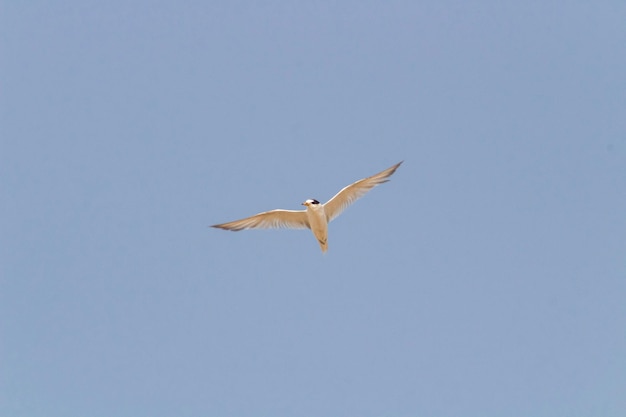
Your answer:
212,161 -> 402,252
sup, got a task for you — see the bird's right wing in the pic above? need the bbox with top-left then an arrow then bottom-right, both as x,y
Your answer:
212,209 -> 310,231
324,161 -> 402,222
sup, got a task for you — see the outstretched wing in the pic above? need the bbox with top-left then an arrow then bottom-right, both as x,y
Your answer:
323,161 -> 402,222
212,209 -> 310,231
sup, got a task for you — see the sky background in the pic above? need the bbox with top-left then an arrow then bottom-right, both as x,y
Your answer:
2,1 -> 626,416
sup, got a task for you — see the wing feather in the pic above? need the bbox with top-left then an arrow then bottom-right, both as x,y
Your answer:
324,161 -> 402,222
212,209 -> 310,231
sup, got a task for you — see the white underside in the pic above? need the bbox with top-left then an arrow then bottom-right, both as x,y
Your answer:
306,204 -> 328,252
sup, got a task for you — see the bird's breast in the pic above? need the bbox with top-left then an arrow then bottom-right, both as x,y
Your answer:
306,206 -> 327,229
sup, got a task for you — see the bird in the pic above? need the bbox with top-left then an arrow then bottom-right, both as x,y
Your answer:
211,161 -> 402,252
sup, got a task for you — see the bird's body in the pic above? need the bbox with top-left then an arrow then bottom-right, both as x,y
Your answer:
303,199 -> 328,252
212,161 -> 402,252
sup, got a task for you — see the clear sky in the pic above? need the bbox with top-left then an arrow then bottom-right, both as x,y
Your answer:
2,2 -> 625,416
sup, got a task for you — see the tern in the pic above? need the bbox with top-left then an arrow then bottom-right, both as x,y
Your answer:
212,161 -> 402,252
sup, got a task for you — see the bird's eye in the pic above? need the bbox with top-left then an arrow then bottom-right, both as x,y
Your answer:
312,199 -> 320,204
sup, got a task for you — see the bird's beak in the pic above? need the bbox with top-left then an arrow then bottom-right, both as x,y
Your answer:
301,202 -> 306,206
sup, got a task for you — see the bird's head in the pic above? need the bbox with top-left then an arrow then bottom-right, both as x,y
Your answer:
302,199 -> 320,207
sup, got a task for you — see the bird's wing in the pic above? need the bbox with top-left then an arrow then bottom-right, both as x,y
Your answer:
212,209 -> 310,231
324,161 -> 402,222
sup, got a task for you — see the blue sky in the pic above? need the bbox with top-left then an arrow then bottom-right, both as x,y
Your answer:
2,1 -> 625,416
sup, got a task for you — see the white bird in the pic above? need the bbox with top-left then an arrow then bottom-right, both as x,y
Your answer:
212,161 -> 402,252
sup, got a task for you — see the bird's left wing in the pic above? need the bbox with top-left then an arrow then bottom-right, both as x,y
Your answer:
212,209 -> 310,231
323,161 -> 402,222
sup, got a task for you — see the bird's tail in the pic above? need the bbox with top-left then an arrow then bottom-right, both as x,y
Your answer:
318,238 -> 328,253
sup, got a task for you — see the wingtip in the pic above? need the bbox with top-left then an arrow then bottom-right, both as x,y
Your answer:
384,161 -> 403,176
